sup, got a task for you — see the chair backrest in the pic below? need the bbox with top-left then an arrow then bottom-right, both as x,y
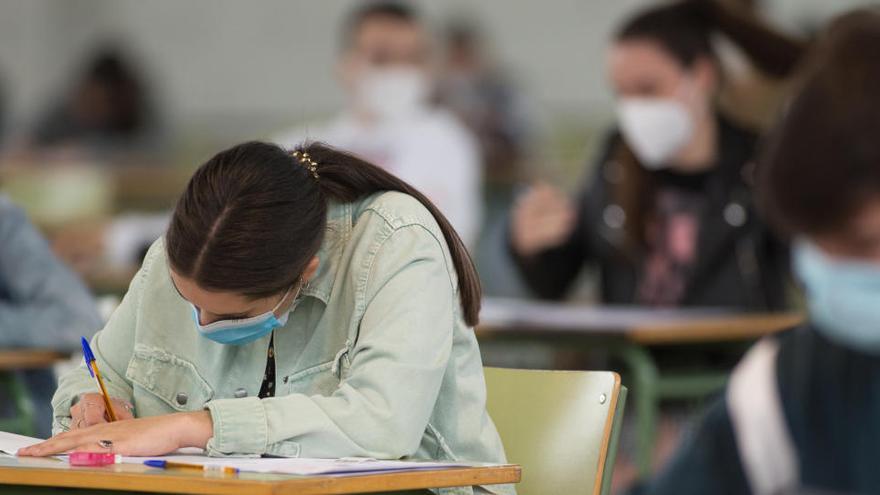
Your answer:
484,368 -> 626,495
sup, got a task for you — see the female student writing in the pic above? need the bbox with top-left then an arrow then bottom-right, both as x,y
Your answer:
509,1 -> 803,309
20,142 -> 512,494
638,9 -> 880,494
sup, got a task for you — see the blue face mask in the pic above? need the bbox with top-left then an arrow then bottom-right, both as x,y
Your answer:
191,284 -> 299,346
793,239 -> 880,353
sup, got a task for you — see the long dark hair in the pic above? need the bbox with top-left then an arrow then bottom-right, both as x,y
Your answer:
757,8 -> 880,236
616,1 -> 805,77
166,141 -> 482,326
610,0 -> 807,252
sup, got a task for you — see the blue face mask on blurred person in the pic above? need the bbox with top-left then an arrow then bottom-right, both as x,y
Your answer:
793,240 -> 880,352
191,284 -> 299,345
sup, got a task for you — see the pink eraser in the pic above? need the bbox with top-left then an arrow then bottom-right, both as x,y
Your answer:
69,451 -> 120,466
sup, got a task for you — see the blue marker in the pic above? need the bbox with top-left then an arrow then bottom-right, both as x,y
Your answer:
144,459 -> 238,474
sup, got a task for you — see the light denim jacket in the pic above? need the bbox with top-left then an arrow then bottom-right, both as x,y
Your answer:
52,192 -> 513,495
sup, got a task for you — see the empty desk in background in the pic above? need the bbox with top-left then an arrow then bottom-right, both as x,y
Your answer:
0,351 -> 69,436
0,456 -> 520,495
477,297 -> 803,478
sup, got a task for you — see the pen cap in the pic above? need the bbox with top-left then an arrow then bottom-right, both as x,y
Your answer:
80,337 -> 96,377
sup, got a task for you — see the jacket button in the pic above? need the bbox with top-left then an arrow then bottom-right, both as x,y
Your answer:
602,204 -> 626,229
175,393 -> 188,406
234,388 -> 248,398
724,203 -> 747,227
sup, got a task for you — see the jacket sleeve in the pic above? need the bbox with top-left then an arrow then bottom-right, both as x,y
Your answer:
50,239 -> 161,434
509,132 -> 618,300
204,224 -> 454,458
0,197 -> 103,350
635,398 -> 752,495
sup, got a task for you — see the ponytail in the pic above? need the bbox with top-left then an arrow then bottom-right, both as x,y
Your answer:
298,142 -> 482,327
693,0 -> 806,77
617,0 -> 807,78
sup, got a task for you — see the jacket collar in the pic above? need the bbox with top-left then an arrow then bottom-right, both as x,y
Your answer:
300,200 -> 353,305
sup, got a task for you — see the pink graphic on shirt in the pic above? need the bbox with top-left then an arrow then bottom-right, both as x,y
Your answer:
637,189 -> 702,306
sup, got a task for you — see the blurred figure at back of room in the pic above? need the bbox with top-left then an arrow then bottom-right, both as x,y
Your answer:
508,0 -> 805,310
0,195 -> 102,437
0,69 -> 7,147
274,1 -> 482,248
436,16 -> 534,189
13,46 -> 162,162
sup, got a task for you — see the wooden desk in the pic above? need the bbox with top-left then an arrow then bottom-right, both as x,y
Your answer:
477,297 -> 804,477
84,265 -> 138,296
628,313 -> 803,345
0,161 -> 191,216
477,298 -> 803,345
0,351 -> 68,372
0,456 -> 520,494
0,350 -> 70,436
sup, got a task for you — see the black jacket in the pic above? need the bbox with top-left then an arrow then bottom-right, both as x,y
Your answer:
639,325 -> 880,494
511,117 -> 788,310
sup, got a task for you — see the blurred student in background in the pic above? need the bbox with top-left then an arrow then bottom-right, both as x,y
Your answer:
275,1 -> 482,248
22,47 -> 161,161
509,0 -> 804,310
0,70 -> 7,147
0,195 -> 102,437
437,17 -> 533,188
640,10 -> 880,494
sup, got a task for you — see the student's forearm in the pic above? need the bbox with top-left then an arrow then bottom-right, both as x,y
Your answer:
176,410 -> 214,449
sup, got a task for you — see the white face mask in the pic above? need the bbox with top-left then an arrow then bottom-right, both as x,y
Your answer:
616,97 -> 695,170
355,67 -> 431,121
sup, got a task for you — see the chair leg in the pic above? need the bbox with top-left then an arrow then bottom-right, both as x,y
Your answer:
0,372 -> 37,436
611,344 -> 659,478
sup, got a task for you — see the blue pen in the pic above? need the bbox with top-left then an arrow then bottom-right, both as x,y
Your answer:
144,459 -> 238,474
81,337 -> 118,422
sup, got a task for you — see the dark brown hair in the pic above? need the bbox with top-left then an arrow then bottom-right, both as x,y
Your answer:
757,8 -> 880,236
616,0 -> 805,75
611,1 -> 807,251
341,1 -> 420,50
166,141 -> 482,326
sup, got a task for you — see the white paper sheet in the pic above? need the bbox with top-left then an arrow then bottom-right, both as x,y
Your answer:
0,431 -> 43,456
127,455 -> 470,475
480,296 -> 732,332
0,431 -> 471,476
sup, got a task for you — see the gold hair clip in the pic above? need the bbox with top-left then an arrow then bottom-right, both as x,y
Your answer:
291,150 -> 320,180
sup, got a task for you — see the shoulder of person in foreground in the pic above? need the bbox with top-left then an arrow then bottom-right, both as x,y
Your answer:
634,327 -> 814,495
630,395 -> 750,495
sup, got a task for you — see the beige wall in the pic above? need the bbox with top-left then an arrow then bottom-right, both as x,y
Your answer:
0,0 -> 874,141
